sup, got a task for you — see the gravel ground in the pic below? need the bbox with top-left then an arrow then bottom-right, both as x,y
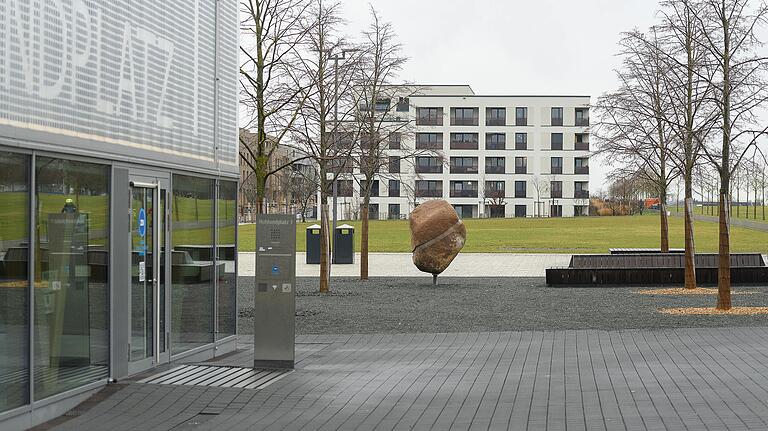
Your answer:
237,276 -> 768,335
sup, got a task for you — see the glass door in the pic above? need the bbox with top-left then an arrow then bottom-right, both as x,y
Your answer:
129,178 -> 170,373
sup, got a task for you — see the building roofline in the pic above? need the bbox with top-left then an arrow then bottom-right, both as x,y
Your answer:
409,94 -> 591,98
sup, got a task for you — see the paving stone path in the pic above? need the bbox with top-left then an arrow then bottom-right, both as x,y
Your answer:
50,327 -> 768,431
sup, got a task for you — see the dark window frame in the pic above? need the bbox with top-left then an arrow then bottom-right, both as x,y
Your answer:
515,132 -> 528,150
515,107 -> 528,126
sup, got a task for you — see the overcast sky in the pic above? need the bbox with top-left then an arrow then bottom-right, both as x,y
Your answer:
338,0 -> 664,190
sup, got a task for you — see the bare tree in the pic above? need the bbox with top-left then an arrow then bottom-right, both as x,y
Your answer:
653,0 -> 723,289
530,174 -> 549,217
240,0 -> 314,213
353,6 -> 414,280
594,29 -> 679,251
292,0 -> 362,293
288,163 -> 319,222
696,0 -> 768,309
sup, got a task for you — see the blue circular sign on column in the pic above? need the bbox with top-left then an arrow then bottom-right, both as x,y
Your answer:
138,208 -> 146,237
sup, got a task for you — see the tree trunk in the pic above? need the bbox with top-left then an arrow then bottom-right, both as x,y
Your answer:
717,193 -> 731,309
360,198 -> 369,280
684,193 -> 697,290
319,203 -> 330,293
660,203 -> 669,253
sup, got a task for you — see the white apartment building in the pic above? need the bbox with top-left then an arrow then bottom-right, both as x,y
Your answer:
330,85 -> 591,219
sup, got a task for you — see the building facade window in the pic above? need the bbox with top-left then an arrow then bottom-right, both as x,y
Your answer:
416,132 -> 443,150
389,156 -> 401,173
485,157 -> 505,174
217,181 -> 237,340
396,97 -> 409,112
486,133 -> 506,150
369,203 -> 380,219
388,203 -> 400,219
388,180 -> 400,197
337,180 -> 353,197
0,152 -> 30,412
515,132 -> 528,150
485,181 -> 505,198
450,107 -> 479,126
551,133 -> 563,150
575,133 -> 589,150
550,181 -> 563,198
374,98 -> 390,111
450,181 -> 478,198
364,180 -> 380,197
551,107 -> 563,126
450,133 -> 479,150
575,181 -> 589,199
514,157 -> 528,174
416,107 -> 443,126
388,132 -> 401,149
453,205 -> 475,219
575,158 -> 590,174
450,157 -> 479,174
574,205 -> 589,216
550,205 -> 563,217
551,157 -> 563,174
575,107 -> 589,126
486,107 -> 506,126
35,157 -> 110,399
415,180 -> 443,197
514,180 -> 527,198
515,205 -> 527,217
415,156 -> 443,173
515,107 -> 528,126
171,175 -> 215,355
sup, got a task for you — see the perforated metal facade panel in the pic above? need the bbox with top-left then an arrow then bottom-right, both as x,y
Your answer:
0,0 -> 238,174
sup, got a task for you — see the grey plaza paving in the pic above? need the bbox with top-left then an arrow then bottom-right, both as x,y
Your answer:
48,326 -> 768,431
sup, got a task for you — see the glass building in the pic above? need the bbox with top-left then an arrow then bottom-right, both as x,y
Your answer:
0,1 -> 239,428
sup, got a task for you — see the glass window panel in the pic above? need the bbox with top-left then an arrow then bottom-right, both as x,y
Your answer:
217,181 -> 237,340
0,152 -> 30,411
34,157 -> 109,400
171,175 -> 214,354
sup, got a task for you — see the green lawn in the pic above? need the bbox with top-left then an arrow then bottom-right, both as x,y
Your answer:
673,205 -> 768,223
237,214 -> 768,254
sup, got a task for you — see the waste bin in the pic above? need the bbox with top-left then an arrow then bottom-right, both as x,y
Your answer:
306,224 -> 321,264
333,224 -> 354,264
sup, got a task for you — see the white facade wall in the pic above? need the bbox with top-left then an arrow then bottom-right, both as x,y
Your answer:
330,88 -> 591,219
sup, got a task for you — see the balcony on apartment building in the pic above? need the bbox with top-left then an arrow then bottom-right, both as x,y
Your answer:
575,133 -> 589,151
415,180 -> 443,198
575,108 -> 590,127
485,108 -> 506,126
450,181 -> 478,198
415,156 -> 443,174
450,133 -> 479,150
575,158 -> 590,175
485,157 -> 505,174
484,182 -> 505,199
450,157 -> 479,174
450,107 -> 479,126
416,107 -> 443,126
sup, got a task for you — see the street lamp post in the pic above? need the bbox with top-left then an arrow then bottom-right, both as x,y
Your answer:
327,47 -> 358,268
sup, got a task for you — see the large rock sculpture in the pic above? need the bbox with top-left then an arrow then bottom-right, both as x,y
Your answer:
409,199 -> 466,284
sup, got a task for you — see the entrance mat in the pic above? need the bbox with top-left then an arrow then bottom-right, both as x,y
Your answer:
138,365 -> 291,389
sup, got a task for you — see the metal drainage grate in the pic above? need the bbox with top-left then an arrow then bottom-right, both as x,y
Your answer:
139,365 -> 291,389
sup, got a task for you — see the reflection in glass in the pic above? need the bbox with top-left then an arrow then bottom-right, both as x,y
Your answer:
171,175 -> 214,354
34,157 -> 109,400
130,187 -> 154,361
0,152 -> 30,412
217,181 -> 237,339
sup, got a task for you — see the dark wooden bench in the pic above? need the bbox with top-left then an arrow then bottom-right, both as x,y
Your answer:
548,253 -> 767,286
609,248 -> 685,254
